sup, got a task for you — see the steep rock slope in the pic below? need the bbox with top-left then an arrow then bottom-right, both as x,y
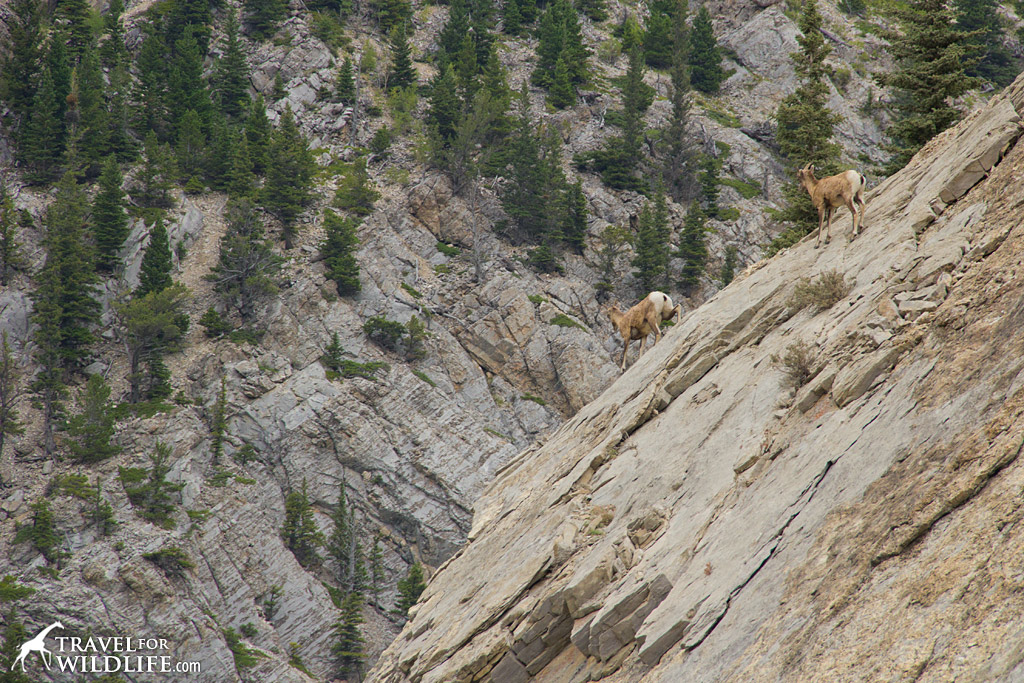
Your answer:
370,73 -> 1024,682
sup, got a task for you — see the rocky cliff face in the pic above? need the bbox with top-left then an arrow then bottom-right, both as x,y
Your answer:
0,0 -> 1013,679
369,73 -> 1024,683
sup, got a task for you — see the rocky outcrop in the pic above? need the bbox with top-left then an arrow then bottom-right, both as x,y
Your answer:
369,74 -> 1024,682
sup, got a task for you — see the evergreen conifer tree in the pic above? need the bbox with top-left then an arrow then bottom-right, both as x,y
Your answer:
93,156 -> 130,273
226,133 -> 256,198
246,95 -> 273,175
27,499 -> 60,563
335,58 -> 356,105
643,0 -> 674,69
67,374 -> 121,463
562,180 -> 588,254
333,158 -> 380,216
532,0 -> 589,89
957,0 -> 1016,87
427,64 -> 461,143
176,109 -> 207,181
373,0 -> 412,33
101,0 -> 129,67
322,211 -> 361,295
548,55 -> 576,109
0,332 -> 25,467
208,198 -> 284,316
689,7 -> 725,94
120,441 -> 184,527
631,190 -> 671,291
168,27 -> 213,136
1,608 -> 32,683
136,132 -> 177,209
698,155 -> 720,218
875,0 -> 981,174
395,563 -> 427,618
676,207 -> 707,293
0,0 -> 44,134
74,47 -> 110,178
19,57 -> 67,185
37,172 -> 100,370
215,10 -> 250,118
577,0 -> 607,21
333,592 -> 366,679
769,0 -> 843,252
137,217 -> 174,297
0,182 -> 26,286
261,106 -> 315,247
107,63 -> 136,162
115,283 -> 189,404
661,0 -> 696,201
282,479 -> 323,568
134,24 -> 170,139
387,24 -> 416,91
244,0 -> 286,38
55,0 -> 93,63
368,535 -> 384,607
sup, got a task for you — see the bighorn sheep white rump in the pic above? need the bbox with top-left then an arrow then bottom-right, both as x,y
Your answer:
797,164 -> 868,248
606,291 -> 681,370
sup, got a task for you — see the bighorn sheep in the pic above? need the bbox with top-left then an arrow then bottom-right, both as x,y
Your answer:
607,291 -> 681,370
797,164 -> 867,248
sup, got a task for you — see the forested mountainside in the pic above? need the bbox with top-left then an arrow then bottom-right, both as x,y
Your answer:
0,0 -> 1019,677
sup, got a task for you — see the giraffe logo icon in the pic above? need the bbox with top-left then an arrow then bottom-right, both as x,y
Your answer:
11,621 -> 64,672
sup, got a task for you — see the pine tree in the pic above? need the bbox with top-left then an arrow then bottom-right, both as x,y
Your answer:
0,0 -> 44,133
576,47 -> 652,192
55,0 -> 93,63
661,0 -> 696,202
632,190 -> 671,291
89,478 -> 118,536
19,54 -> 67,185
689,6 -> 725,94
577,0 -> 607,21
282,479 -> 323,568
101,0 -> 129,67
211,377 -> 227,462
1,608 -> 32,683
770,0 -> 843,251
698,155 -> 720,218
327,480 -> 364,592
67,374 -> 121,463
548,55 -> 576,109
0,332 -> 25,468
643,1 -> 674,69
115,283 -> 189,404
395,562 -> 426,618
244,0 -> 286,38
336,58 -> 356,105
93,157 -> 130,273
176,109 -> 206,180
562,180 -> 588,254
136,132 -> 177,209
262,106 -> 316,247
246,95 -> 273,175
333,592 -> 366,679
676,207 -> 707,293
38,172 -> 100,370
388,25 -> 416,91
120,441 -> 185,527
322,211 -> 361,295
74,47 -> 110,178
208,198 -> 284,316
373,0 -> 412,33
719,245 -> 738,285
203,113 -> 234,190
957,0 -> 1016,87
427,64 -> 461,143
137,217 -> 174,297
107,63 -> 136,162
333,158 -> 380,216
0,182 -> 26,286
532,0 -> 589,89
875,0 -> 981,174
226,133 -> 256,198
134,24 -> 170,139
26,499 -> 60,563
215,9 -> 250,118
368,534 -> 384,607
168,27 -> 213,136
502,88 -> 562,245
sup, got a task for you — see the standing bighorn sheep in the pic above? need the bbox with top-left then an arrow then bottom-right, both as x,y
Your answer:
797,163 -> 868,248
606,291 -> 681,370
